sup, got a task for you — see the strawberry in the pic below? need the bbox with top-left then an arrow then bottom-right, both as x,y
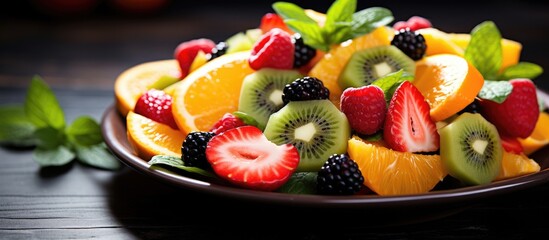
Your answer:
392,21 -> 410,31
383,81 -> 440,152
500,134 -> 524,154
479,79 -> 539,138
134,89 -> 178,130
248,28 -> 294,70
407,16 -> 432,31
209,112 -> 246,135
340,85 -> 387,135
259,13 -> 293,34
174,38 -> 216,79
205,126 -> 300,191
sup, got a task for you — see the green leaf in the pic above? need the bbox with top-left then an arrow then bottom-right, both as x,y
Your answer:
362,132 -> 383,142
464,21 -> 503,80
272,2 -> 316,23
284,20 -> 327,51
324,0 -> 355,33
324,22 -> 353,47
75,143 -> 121,170
34,127 -> 65,149
148,155 -> 217,178
499,62 -> 544,80
33,145 -> 75,167
24,75 -> 65,130
478,80 -> 513,103
351,7 -> 393,37
66,116 -> 103,146
277,172 -> 318,194
0,105 -> 38,147
371,70 -> 414,104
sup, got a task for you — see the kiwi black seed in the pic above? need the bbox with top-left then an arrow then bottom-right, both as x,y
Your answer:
338,45 -> 415,90
238,68 -> 303,130
263,99 -> 351,172
439,112 -> 503,185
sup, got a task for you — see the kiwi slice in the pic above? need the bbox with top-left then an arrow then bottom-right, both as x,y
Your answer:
439,112 -> 503,185
238,68 -> 303,130
338,45 -> 415,90
264,99 -> 351,172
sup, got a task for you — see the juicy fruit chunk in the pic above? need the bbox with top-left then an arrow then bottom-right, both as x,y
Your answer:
126,111 -> 185,161
518,112 -> 549,155
134,89 -> 178,130
439,113 -> 503,185
248,28 -> 294,70
413,54 -> 484,122
205,126 -> 300,191
340,85 -> 386,135
384,81 -> 439,152
416,28 -> 464,57
348,136 -> 446,196
174,38 -> 216,79
495,151 -> 540,181
259,13 -> 294,34
479,79 -> 539,139
171,51 -> 255,134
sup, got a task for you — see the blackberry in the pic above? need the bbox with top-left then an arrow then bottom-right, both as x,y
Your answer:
181,131 -> 216,169
291,33 -> 317,68
458,98 -> 482,115
317,154 -> 364,195
281,76 -> 330,104
390,29 -> 427,60
206,41 -> 228,61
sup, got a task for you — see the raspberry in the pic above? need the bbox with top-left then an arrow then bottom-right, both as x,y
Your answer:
317,154 -> 364,195
206,41 -> 228,61
391,29 -> 427,60
340,85 -> 387,135
182,131 -> 216,170
291,33 -> 316,68
248,28 -> 294,70
209,112 -> 246,135
281,76 -> 330,104
407,16 -> 432,31
134,89 -> 178,130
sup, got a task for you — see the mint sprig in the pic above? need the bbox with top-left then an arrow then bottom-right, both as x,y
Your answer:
499,62 -> 544,80
464,21 -> 503,80
0,75 -> 120,170
273,0 -> 393,52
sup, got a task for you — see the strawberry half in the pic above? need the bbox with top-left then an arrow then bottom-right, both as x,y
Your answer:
205,126 -> 300,191
174,38 -> 216,79
134,89 -> 178,130
248,28 -> 294,70
383,81 -> 440,152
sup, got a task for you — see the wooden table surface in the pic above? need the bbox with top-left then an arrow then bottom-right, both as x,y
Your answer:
1,1 -> 548,239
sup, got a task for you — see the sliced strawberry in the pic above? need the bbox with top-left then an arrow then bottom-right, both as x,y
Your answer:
134,89 -> 178,130
209,112 -> 246,135
479,78 -> 539,138
383,81 -> 440,152
174,38 -> 216,79
340,85 -> 387,135
500,134 -> 524,154
259,13 -> 294,34
248,28 -> 294,70
206,126 -> 300,191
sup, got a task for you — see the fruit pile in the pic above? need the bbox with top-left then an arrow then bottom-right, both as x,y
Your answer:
115,0 -> 547,196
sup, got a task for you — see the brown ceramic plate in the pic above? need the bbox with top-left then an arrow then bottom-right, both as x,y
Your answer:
101,102 -> 549,212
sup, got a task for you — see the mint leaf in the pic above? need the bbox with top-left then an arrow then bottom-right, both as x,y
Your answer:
148,155 -> 217,178
324,0 -> 355,34
351,7 -> 393,37
75,143 -> 120,170
33,145 -> 75,167
34,127 -> 64,149
323,22 -> 353,47
284,20 -> 327,51
66,116 -> 103,146
0,105 -> 38,147
478,80 -> 513,103
499,62 -> 544,80
464,21 -> 503,80
272,2 -> 316,24
362,132 -> 383,142
24,75 -> 65,130
371,70 -> 414,104
277,172 -> 318,194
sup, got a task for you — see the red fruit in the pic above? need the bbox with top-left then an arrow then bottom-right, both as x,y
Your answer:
479,79 -> 539,138
259,13 -> 294,34
205,126 -> 300,191
500,134 -> 524,154
340,85 -> 387,135
406,16 -> 432,31
209,113 -> 246,135
392,21 -> 410,31
134,89 -> 178,130
384,81 -> 439,152
174,38 -> 216,79
248,28 -> 294,70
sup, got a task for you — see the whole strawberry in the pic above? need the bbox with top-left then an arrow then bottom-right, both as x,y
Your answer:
479,79 -> 539,138
248,28 -> 294,70
340,85 -> 386,135
134,89 -> 178,130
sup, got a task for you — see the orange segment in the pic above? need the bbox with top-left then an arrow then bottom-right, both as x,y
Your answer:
494,151 -> 540,181
518,112 -> 549,155
114,59 -> 180,116
171,51 -> 254,134
413,54 -> 484,122
416,28 -> 464,57
348,136 -> 447,196
126,111 -> 185,161
308,26 -> 394,107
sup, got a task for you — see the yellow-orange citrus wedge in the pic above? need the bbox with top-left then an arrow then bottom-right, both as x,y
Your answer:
416,28 -> 464,56
519,111 -> 549,155
494,151 -> 540,181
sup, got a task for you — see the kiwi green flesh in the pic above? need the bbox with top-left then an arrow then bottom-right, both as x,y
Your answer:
439,113 -> 503,185
264,99 -> 351,172
338,45 -> 416,90
238,68 -> 303,130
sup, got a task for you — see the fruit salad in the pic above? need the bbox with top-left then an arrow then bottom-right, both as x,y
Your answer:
115,0 -> 547,196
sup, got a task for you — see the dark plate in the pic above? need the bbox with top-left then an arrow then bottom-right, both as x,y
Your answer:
101,103 -> 549,224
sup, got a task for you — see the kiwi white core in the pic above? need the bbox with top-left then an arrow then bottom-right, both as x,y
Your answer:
269,89 -> 284,106
374,62 -> 392,78
472,139 -> 488,155
294,123 -> 316,142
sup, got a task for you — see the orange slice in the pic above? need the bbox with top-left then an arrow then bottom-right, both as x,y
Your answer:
114,59 -> 180,116
519,111 -> 549,155
416,28 -> 464,57
308,26 -> 394,107
347,136 -> 447,196
494,151 -> 540,181
171,51 -> 254,134
413,54 -> 484,122
126,111 -> 185,161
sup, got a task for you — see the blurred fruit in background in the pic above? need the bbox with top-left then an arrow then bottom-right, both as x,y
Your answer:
31,0 -> 100,17
108,0 -> 170,15
30,0 -> 171,18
